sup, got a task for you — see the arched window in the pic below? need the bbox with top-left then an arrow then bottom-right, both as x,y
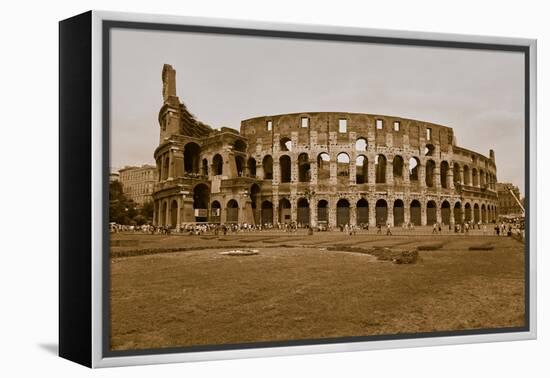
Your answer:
280,137 -> 292,152
393,155 -> 404,179
317,153 -> 330,181
440,161 -> 449,188
213,154 -> 223,176
184,142 -> 201,174
279,155 -> 291,183
356,155 -> 368,184
355,138 -> 367,151
409,157 -> 420,181
375,154 -> 387,183
262,155 -> 273,180
425,159 -> 436,187
248,157 -> 257,177
337,153 -> 350,178
298,153 -> 311,182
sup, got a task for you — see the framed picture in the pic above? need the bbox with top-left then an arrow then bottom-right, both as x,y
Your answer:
59,10 -> 537,368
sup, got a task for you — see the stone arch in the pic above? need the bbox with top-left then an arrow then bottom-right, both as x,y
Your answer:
393,155 -> 404,179
317,152 -> 330,181
233,139 -> 247,152
356,155 -> 368,184
409,157 -> 420,182
262,155 -> 273,180
235,155 -> 245,177
160,200 -> 168,226
454,201 -> 463,224
261,200 -> 273,225
213,154 -> 223,176
425,144 -> 435,156
279,198 -> 291,224
210,200 -> 221,223
427,200 -> 437,225
464,202 -> 472,222
202,158 -> 209,177
393,199 -> 404,226
298,153 -> 311,182
453,162 -> 461,185
280,137 -> 292,152
162,155 -> 169,180
297,197 -> 310,226
410,199 -> 421,226
337,152 -> 350,178
441,200 -> 451,225
425,159 -> 436,187
472,168 -> 479,187
355,137 -> 367,152
193,183 -> 210,222
317,199 -> 329,224
279,155 -> 291,183
375,154 -> 387,183
481,204 -> 487,223
336,198 -> 350,226
170,199 -> 178,227
247,157 -> 257,177
357,198 -> 369,225
226,199 -> 239,223
184,142 -> 201,174
440,161 -> 449,188
376,199 -> 388,225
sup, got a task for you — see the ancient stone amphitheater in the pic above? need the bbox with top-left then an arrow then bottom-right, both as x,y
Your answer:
152,64 -> 499,229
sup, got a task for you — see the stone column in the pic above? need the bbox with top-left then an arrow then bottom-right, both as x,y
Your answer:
256,161 -> 264,180
434,165 -> 441,190
349,159 -> 357,185
368,201 -> 376,228
291,156 -> 298,183
329,161 -> 337,186
403,159 -> 410,184
311,199 -> 318,228
436,203 -> 442,224
421,201 -> 427,226
290,197 -> 297,223
310,159 -> 318,185
386,160 -> 394,185
404,200 -> 410,225
168,149 -> 175,180
419,163 -> 426,188
368,159 -> 376,185
387,200 -> 394,226
350,204 -> 357,226
172,148 -> 183,179
328,197 -> 337,228
448,168 -> 454,190
176,197 -> 182,231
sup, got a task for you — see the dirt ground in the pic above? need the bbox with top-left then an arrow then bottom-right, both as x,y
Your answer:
109,232 -> 525,351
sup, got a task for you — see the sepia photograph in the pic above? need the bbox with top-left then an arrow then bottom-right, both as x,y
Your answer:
107,23 -> 528,354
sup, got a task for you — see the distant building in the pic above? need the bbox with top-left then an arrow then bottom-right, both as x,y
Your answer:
496,183 -> 523,216
118,165 -> 158,205
109,171 -> 120,183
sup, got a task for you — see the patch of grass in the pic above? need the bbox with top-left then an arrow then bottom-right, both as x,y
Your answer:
469,243 -> 494,251
418,243 -> 444,251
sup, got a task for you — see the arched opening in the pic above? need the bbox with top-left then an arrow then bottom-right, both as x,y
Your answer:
279,198 -> 291,224
226,199 -> 239,224
298,153 -> 311,182
248,157 -> 257,178
233,140 -> 247,153
184,142 -> 201,174
336,199 -> 350,226
410,200 -> 421,226
393,155 -> 404,180
193,184 -> 210,222
162,156 -> 169,180
425,159 -> 436,187
355,138 -> 367,152
250,184 -> 261,225
337,153 -> 350,179
375,154 -> 387,183
464,203 -> 472,222
356,155 -> 368,184
280,137 -> 292,152
170,200 -> 178,227
357,198 -> 369,225
409,157 -> 420,182
454,202 -> 463,224
235,155 -> 245,177
474,203 -> 480,223
481,204 -> 487,223
317,153 -> 330,181
472,168 -> 479,187
393,199 -> 404,226
262,155 -> 273,180
213,154 -> 223,176
480,169 -> 485,187
440,161 -> 449,188
441,200 -> 451,225
160,201 -> 167,226
453,163 -> 461,185
261,200 -> 273,225
202,158 -> 209,177
427,200 -> 437,225
279,155 -> 291,183
463,165 -> 471,186
297,198 -> 310,226
317,200 -> 328,224
425,144 -> 435,156
210,200 -> 221,223
376,199 -> 388,225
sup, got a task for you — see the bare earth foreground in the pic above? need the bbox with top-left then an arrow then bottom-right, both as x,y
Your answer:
109,232 -> 525,351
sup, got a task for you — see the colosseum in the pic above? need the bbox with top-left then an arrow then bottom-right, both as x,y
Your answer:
152,64 -> 499,229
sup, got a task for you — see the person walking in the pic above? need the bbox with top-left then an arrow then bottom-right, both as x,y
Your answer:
386,223 -> 392,236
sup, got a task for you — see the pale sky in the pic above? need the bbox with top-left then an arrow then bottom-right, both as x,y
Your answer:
110,28 -> 525,194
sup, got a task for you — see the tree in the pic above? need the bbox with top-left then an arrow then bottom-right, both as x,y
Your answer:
109,181 -> 137,224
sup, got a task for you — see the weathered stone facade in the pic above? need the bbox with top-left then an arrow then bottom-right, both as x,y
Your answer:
496,183 -> 523,216
153,64 -> 499,228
